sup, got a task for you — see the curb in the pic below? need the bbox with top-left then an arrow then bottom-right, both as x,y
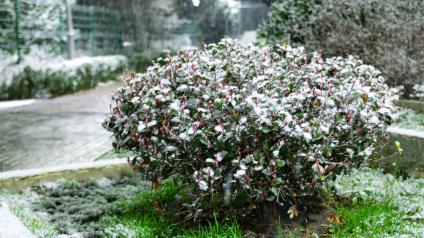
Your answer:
0,159 -> 134,192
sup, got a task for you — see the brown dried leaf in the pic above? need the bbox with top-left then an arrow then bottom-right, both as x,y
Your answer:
287,205 -> 299,219
326,215 -> 341,224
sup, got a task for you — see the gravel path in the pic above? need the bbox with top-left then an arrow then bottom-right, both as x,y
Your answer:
0,82 -> 120,172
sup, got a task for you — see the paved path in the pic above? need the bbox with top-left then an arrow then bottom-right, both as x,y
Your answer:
0,82 -> 121,172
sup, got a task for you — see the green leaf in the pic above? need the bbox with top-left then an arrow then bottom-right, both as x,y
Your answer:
323,146 -> 333,156
315,132 -> 324,140
351,92 -> 361,99
276,178 -> 283,185
263,143 -> 270,154
277,160 -> 286,168
122,103 -> 129,114
214,100 -> 223,110
271,187 -> 279,196
260,127 -> 271,133
395,141 -> 403,154
253,151 -> 261,160
199,136 -> 209,146
266,195 -> 275,201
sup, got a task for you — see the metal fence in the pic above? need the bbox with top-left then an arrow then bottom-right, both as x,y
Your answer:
0,0 -> 124,63
71,4 -> 123,56
1,0 -> 270,64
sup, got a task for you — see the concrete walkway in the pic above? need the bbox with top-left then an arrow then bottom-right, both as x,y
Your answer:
0,82 -> 121,172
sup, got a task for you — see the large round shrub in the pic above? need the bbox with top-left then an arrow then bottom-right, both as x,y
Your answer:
259,0 -> 424,98
103,39 -> 397,219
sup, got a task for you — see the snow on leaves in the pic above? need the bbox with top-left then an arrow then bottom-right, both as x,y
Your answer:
103,38 -> 397,211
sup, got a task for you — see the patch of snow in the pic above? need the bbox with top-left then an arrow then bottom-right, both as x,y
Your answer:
0,203 -> 36,238
0,46 -> 127,87
412,84 -> 424,99
96,80 -> 118,88
96,177 -> 113,188
239,30 -> 258,45
0,99 -> 37,111
41,181 -> 60,190
388,126 -> 424,138
57,233 -> 84,238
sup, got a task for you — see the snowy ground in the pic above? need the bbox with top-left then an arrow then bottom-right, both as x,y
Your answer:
0,81 -> 121,171
0,203 -> 35,238
0,99 -> 38,111
330,168 -> 424,237
388,126 -> 424,138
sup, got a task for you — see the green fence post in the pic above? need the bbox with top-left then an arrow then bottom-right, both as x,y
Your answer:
14,0 -> 22,64
89,6 -> 96,55
113,13 -> 116,51
59,7 -> 65,55
65,0 -> 75,59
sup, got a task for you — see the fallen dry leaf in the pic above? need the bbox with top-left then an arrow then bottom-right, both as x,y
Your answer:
288,205 -> 300,219
326,215 -> 341,224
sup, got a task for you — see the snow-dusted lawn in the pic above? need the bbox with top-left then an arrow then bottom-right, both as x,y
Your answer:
329,168 -> 424,237
1,167 -> 423,237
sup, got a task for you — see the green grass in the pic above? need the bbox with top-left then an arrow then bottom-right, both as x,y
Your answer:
100,180 -> 243,238
328,168 -> 424,237
30,177 -> 242,237
183,219 -> 242,238
7,168 -> 424,237
11,204 -> 59,238
330,200 -> 404,238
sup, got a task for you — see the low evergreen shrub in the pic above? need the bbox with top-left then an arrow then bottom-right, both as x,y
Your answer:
103,38 -> 397,221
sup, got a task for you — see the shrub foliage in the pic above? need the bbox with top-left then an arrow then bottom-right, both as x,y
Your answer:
0,56 -> 126,100
258,0 -> 424,97
103,39 -> 397,219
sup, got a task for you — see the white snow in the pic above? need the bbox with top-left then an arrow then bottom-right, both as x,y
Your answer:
0,99 -> 37,111
330,168 -> 424,237
0,203 -> 36,238
239,30 -> 258,45
0,46 -> 127,87
388,126 -> 424,138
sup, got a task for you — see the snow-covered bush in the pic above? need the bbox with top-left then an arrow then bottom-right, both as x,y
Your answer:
103,38 -> 397,219
259,0 -> 424,98
0,49 -> 127,100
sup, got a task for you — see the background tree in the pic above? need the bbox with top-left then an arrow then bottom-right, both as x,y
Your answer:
259,0 -> 424,98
